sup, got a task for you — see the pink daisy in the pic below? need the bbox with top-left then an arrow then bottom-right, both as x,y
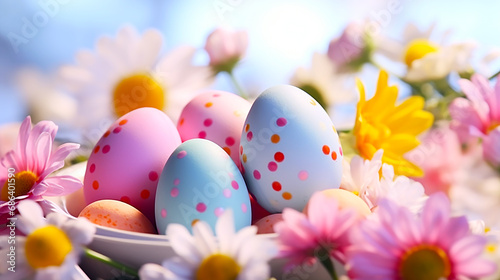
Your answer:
0,116 -> 82,218
346,192 -> 496,280
450,74 -> 500,167
274,191 -> 360,271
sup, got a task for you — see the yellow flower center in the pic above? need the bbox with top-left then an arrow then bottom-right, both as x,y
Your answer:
25,225 -> 73,269
404,39 -> 439,67
399,245 -> 451,280
196,254 -> 241,280
112,73 -> 165,117
1,171 -> 38,201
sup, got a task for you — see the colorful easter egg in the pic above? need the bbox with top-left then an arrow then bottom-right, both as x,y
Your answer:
177,90 -> 251,169
254,214 -> 283,234
83,108 -> 181,223
155,138 -> 251,234
79,200 -> 156,234
303,189 -> 371,218
240,85 -> 343,213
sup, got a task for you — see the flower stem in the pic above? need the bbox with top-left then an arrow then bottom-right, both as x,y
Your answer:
84,248 -> 138,277
489,69 -> 500,80
226,71 -> 248,99
319,255 -> 338,280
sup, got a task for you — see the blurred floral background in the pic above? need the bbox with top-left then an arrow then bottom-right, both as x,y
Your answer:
2,0 -> 500,124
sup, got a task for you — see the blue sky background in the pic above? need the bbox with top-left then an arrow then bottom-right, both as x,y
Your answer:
1,0 -> 499,125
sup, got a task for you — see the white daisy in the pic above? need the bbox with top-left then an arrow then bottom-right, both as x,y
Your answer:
15,68 -> 77,126
341,149 -> 427,213
340,149 -> 383,208
139,210 -> 277,280
58,26 -> 214,146
0,200 -> 95,280
290,52 -> 357,110
376,23 -> 476,82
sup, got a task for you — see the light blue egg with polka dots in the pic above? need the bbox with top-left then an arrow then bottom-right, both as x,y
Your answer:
240,85 -> 343,213
155,139 -> 251,234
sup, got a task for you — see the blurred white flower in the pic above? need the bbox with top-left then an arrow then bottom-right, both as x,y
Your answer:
58,26 -> 214,146
16,68 -> 77,124
376,23 -> 476,82
341,149 -> 427,213
290,52 -> 357,110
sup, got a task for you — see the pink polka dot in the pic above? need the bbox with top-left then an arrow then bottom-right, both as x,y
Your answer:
276,117 -> 287,127
196,203 -> 207,213
102,145 -> 111,154
268,161 -> 278,172
253,170 -> 261,180
225,137 -> 235,146
149,171 -> 158,181
231,180 -> 239,190
198,131 -> 207,138
170,187 -> 179,197
89,163 -> 96,173
247,131 -> 253,141
177,150 -> 187,159
241,203 -> 248,213
298,170 -> 309,181
173,178 -> 180,186
214,207 -> 224,217
113,127 -> 122,134
339,146 -> 343,156
223,189 -> 231,198
161,209 -> 167,218
213,93 -> 220,97
203,119 -> 213,127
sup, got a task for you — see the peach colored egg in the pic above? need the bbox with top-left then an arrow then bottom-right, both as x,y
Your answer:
254,214 -> 283,234
303,189 -> 371,218
79,200 -> 156,234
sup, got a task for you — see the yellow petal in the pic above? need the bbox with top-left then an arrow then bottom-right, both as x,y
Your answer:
381,134 -> 420,154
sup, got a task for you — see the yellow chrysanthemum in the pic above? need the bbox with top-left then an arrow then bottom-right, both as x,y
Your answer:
353,70 -> 433,177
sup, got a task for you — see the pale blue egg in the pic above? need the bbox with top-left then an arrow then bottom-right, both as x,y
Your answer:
155,139 -> 251,234
239,85 -> 343,213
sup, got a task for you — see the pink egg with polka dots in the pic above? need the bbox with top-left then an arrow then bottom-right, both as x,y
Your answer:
83,108 -> 181,223
177,90 -> 251,170
240,85 -> 343,213
254,214 -> 283,234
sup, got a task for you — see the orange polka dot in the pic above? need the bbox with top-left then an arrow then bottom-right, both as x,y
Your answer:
245,124 -> 250,132
242,154 -> 247,163
103,131 -> 111,138
120,196 -> 131,203
282,192 -> 292,200
239,145 -> 243,155
322,145 -> 330,155
271,134 -> 280,144
141,189 -> 150,199
191,219 -> 200,227
205,102 -> 213,108
119,119 -> 128,125
179,118 -> 185,126
331,151 -> 338,160
92,181 -> 99,190
223,147 -> 231,155
94,145 -> 100,154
